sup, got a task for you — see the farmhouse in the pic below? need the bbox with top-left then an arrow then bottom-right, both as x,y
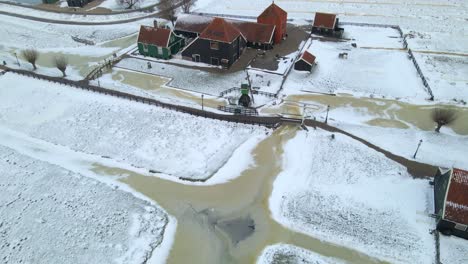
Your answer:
257,3 -> 288,44
181,18 -> 247,68
312,12 -> 344,38
294,51 -> 316,72
175,14 -> 276,50
434,168 -> 468,239
67,0 -> 93,7
137,25 -> 185,60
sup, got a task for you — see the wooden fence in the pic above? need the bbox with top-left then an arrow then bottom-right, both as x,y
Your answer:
4,68 -> 281,127
407,49 -> 434,100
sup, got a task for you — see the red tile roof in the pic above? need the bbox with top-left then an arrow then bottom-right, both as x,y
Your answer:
230,20 -> 275,45
258,3 -> 287,20
175,15 -> 275,44
299,50 -> 316,65
313,12 -> 337,29
444,169 -> 468,225
138,26 -> 171,47
199,17 -> 242,43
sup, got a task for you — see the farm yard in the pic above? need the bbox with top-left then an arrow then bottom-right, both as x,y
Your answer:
0,0 -> 467,263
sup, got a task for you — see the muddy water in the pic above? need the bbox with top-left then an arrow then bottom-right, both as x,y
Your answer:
93,127 -> 385,264
264,94 -> 468,135
8,34 -> 137,77
111,69 -> 226,109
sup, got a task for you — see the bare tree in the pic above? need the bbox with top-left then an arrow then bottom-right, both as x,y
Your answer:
118,0 -> 140,9
54,56 -> 68,77
431,108 -> 457,133
21,49 -> 39,70
181,0 -> 196,13
160,0 -> 177,26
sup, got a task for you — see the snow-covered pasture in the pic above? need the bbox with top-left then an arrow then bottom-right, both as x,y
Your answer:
284,39 -> 427,99
194,0 -> 467,53
414,53 -> 468,102
256,244 -> 345,264
116,57 -> 284,96
342,25 -> 403,49
270,130 -> 435,264
0,72 -> 268,180
0,145 -> 168,264
440,235 -> 468,264
335,123 -> 468,172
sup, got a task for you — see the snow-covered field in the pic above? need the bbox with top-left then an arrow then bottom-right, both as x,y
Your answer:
117,57 -> 284,96
257,244 -> 345,264
0,3 -> 157,22
97,0 -> 159,11
414,53 -> 468,102
335,123 -> 468,171
270,130 -> 435,264
194,0 -> 467,53
342,25 -> 403,49
440,235 -> 468,264
284,39 -> 428,99
0,72 -> 268,180
0,145 -> 169,264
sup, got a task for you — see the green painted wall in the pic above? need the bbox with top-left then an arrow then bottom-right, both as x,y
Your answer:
138,32 -> 185,60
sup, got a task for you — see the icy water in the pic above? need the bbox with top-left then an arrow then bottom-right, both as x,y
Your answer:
263,94 -> 468,135
111,69 -> 227,109
93,126 -> 386,264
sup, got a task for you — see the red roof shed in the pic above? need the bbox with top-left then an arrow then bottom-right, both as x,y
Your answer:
444,169 -> 468,225
313,12 -> 337,30
138,26 -> 172,47
257,3 -> 287,44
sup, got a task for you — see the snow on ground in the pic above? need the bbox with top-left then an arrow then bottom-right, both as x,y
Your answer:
284,39 -> 428,99
335,123 -> 468,171
0,13 -> 153,49
270,129 -> 435,264
97,0 -> 159,11
0,145 -> 169,264
414,53 -> 468,102
0,2 -> 157,22
117,57 -> 284,96
0,72 -> 268,180
440,235 -> 468,264
342,25 -> 403,49
257,244 -> 345,264
194,0 -> 467,53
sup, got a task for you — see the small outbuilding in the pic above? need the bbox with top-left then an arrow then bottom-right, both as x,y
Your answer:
181,18 -> 246,68
257,3 -> 287,44
294,51 -> 316,72
312,12 -> 344,38
137,25 -> 185,60
434,168 -> 468,239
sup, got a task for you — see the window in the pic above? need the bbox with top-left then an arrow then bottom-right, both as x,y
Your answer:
142,44 -> 148,52
454,223 -> 467,231
210,41 -> 219,50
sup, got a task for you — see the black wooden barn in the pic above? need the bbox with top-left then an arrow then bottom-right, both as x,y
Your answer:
312,12 -> 344,38
181,18 -> 247,68
294,51 -> 316,72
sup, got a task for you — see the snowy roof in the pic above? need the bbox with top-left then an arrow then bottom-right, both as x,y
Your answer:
444,169 -> 468,225
137,26 -> 171,47
199,17 -> 242,43
297,50 -> 316,66
175,15 -> 275,44
313,12 -> 337,29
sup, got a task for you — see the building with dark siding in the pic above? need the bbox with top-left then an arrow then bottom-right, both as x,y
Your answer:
181,18 -> 246,68
294,50 -> 316,72
312,12 -> 344,38
434,168 -> 468,239
175,14 -> 275,50
67,0 -> 93,7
